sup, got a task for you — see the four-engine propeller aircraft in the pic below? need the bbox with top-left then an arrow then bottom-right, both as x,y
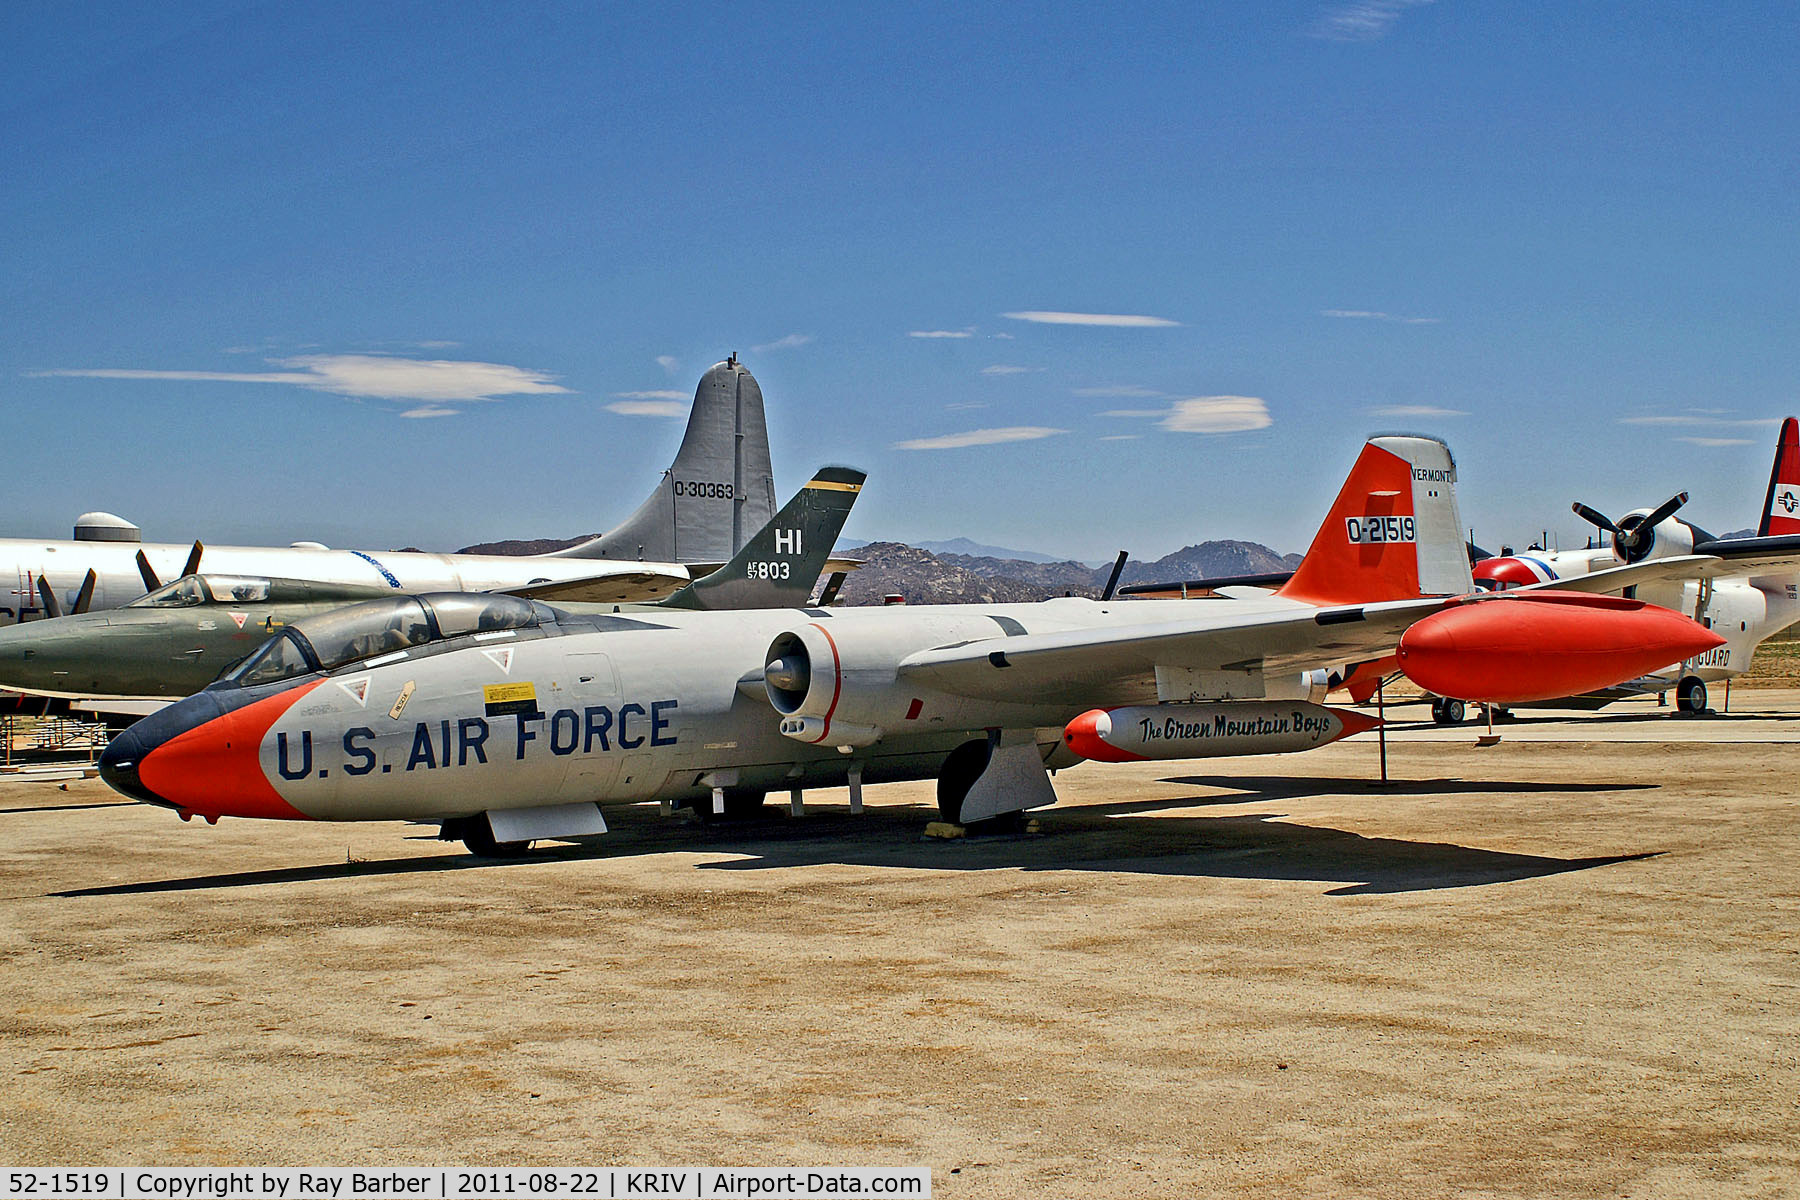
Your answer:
1471,416 -> 1800,713
0,358 -> 782,625
0,467 -> 865,705
97,436 -> 1722,856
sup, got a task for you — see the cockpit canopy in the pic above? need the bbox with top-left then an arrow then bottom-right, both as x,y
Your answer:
130,574 -> 396,609
222,593 -> 558,687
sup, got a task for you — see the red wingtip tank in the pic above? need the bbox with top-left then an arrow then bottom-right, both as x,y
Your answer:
1396,591 -> 1725,704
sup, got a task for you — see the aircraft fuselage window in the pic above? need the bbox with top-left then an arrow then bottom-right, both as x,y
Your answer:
233,632 -> 316,686
426,593 -> 547,637
134,577 -> 205,607
202,575 -> 273,604
299,597 -> 435,672
220,592 -> 554,688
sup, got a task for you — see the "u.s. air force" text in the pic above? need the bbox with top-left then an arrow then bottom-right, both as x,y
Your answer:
273,700 -> 678,780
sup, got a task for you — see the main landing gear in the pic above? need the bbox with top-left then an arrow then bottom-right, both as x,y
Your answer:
441,815 -> 531,858
1429,697 -> 1467,726
1676,675 -> 1709,715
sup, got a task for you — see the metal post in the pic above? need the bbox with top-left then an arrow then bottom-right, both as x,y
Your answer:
1376,680 -> 1388,785
847,765 -> 864,814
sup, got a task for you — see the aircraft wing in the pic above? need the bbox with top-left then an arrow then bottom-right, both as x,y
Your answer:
1519,555 -> 1724,594
499,570 -> 692,604
1691,535 -> 1800,578
897,598 -> 1446,707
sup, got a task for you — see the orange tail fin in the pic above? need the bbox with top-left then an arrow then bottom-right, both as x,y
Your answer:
1277,435 -> 1472,607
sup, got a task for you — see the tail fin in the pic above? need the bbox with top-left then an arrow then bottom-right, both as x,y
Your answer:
658,466 -> 865,610
1759,417 -> 1800,537
1276,435 -> 1471,606
550,356 -> 777,563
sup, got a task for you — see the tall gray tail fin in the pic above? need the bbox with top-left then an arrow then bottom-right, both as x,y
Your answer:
548,356 -> 776,563
658,466 -> 865,610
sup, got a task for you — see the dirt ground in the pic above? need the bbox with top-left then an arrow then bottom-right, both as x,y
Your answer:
2,692 -> 1798,1198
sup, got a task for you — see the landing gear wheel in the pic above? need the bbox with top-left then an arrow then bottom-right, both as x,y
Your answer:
1676,676 -> 1708,715
1431,697 -> 1467,726
448,816 -> 531,858
936,738 -> 992,826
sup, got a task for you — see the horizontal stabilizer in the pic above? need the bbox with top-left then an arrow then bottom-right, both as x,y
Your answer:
500,569 -> 692,604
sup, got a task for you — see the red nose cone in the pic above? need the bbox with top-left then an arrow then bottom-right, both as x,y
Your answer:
1063,709 -> 1144,762
1398,592 -> 1726,704
137,682 -> 323,820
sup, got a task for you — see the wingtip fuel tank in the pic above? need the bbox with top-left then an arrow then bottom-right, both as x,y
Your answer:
1397,591 -> 1726,704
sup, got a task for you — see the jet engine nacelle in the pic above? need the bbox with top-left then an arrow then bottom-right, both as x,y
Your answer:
764,624 -> 913,749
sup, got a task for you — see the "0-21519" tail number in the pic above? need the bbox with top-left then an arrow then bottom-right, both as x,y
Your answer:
1345,515 -> 1416,544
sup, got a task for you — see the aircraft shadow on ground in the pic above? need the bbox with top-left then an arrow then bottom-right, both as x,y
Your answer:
0,801 -> 137,816
55,777 -> 1660,899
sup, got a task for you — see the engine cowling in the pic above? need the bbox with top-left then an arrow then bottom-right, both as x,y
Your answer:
1610,512 -> 1696,564
763,625 -> 904,749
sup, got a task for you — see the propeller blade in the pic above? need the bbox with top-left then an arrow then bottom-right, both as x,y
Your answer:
36,577 -> 62,619
1571,502 -> 1621,535
1100,550 -> 1130,601
136,550 -> 161,593
1641,491 -> 1688,531
816,571 -> 847,606
181,540 -> 204,579
71,569 -> 97,615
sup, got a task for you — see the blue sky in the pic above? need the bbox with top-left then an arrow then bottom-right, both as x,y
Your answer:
4,1 -> 1796,561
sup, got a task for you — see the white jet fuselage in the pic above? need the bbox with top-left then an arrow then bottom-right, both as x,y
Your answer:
0,540 -> 694,625
136,595 -> 1336,824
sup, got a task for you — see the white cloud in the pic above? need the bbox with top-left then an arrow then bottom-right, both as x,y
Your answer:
909,329 -> 974,339
752,333 -> 813,353
894,426 -> 1068,451
1619,415 -> 1781,427
32,354 -> 571,404
1307,0 -> 1433,42
1677,437 -> 1755,447
1162,396 -> 1272,433
613,389 -> 687,400
1003,310 -> 1181,328
399,405 -> 459,419
1371,404 -> 1467,418
981,365 -> 1038,376
1101,395 -> 1273,433
656,355 -> 680,375
945,402 -> 988,411
1322,309 -> 1441,324
607,400 -> 688,418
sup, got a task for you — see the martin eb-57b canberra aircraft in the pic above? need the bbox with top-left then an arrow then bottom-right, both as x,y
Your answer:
98,436 -> 1722,856
0,358 -> 785,624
